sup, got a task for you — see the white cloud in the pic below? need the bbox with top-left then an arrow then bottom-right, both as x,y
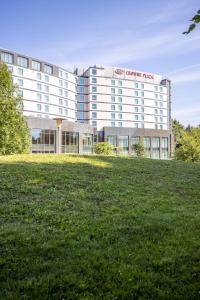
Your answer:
168,64 -> 200,83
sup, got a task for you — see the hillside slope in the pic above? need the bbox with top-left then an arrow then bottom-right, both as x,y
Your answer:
0,155 -> 200,299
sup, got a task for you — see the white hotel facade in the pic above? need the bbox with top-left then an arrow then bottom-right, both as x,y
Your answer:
0,48 -> 172,158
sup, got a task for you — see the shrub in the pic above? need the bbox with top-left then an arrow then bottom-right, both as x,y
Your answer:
132,142 -> 145,158
94,142 -> 114,155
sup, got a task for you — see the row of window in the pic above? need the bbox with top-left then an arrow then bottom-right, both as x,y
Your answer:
36,104 -> 68,116
0,52 -> 53,74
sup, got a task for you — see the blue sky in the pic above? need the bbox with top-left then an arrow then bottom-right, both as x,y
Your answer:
1,0 -> 200,126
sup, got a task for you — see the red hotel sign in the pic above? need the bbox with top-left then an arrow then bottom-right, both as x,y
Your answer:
115,69 -> 154,79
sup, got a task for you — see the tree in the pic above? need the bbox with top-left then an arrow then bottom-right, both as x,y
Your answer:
172,119 -> 185,147
132,141 -> 145,158
174,128 -> 200,162
94,142 -> 114,155
183,9 -> 200,34
0,63 -> 30,155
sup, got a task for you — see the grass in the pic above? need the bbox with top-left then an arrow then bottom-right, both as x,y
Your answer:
0,154 -> 200,300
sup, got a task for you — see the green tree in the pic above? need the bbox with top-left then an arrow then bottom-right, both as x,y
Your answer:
132,141 -> 145,158
172,119 -> 185,147
94,142 -> 114,155
183,9 -> 200,34
174,128 -> 200,162
0,63 -> 30,155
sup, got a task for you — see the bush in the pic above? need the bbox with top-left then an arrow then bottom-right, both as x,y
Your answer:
94,142 -> 114,155
132,142 -> 145,158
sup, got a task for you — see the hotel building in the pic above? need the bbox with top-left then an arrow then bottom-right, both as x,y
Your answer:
0,48 -> 172,158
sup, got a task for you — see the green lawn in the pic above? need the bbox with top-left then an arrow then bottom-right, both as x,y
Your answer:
0,154 -> 200,300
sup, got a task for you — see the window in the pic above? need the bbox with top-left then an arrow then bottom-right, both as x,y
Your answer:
44,85 -> 49,92
135,115 -> 139,120
118,88 -> 122,94
32,60 -> 41,71
161,137 -> 168,159
37,94 -> 42,101
59,89 -> 63,96
118,97 -> 122,103
160,86 -> 163,92
111,79 -> 115,85
92,95 -> 97,101
32,129 -> 56,153
82,133 -> 93,153
141,83 -> 144,89
155,93 -> 158,99
59,79 -> 63,87
8,66 -> 13,73
155,124 -> 158,129
160,110 -> 163,115
37,73 -> 41,80
118,105 -> 122,111
134,98 -> 139,105
44,105 -> 49,112
17,56 -> 28,68
44,64 -> 53,74
18,89 -> 23,97
45,75 -> 49,82
118,122 -> 123,127
65,90 -> 68,97
92,112 -> 97,119
111,104 -> 115,111
135,123 -> 139,128
37,104 -> 41,111
92,121 -> 97,127
155,101 -> 158,106
64,81 -> 68,88
160,94 -> 163,100
65,73 -> 68,79
1,52 -> 13,64
118,113 -> 122,119
111,113 -> 115,119
79,86 -> 84,93
59,70 -> 63,77
92,77 -> 97,84
111,88 -> 115,94
135,91 -> 139,96
111,121 -> 115,127
141,115 -> 144,121
17,68 -> 23,76
152,137 -> 160,159
118,136 -> 129,154
160,102 -> 163,107
135,107 -> 139,113
155,86 -> 158,91
92,103 -> 97,109
44,95 -> 49,102
141,99 -> 144,105
64,100 -> 68,107
59,98 -> 63,106
155,109 -> 158,114
59,107 -> 63,115
107,136 -> 117,147
79,77 -> 85,85
92,68 -> 97,75
141,91 -> 144,97
155,116 -> 158,122
141,107 -> 144,113
92,86 -> 97,93
17,79 -> 23,87
160,117 -> 163,122
118,80 -> 122,86
64,109 -> 68,116
111,96 -> 115,103
135,82 -> 139,88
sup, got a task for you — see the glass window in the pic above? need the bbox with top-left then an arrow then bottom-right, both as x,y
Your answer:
160,86 -> 163,92
141,83 -> 144,89
135,114 -> 139,120
118,88 -> 122,94
44,64 -> 53,74
8,66 -> 13,73
160,94 -> 163,100
118,122 -> 122,127
160,110 -> 163,115
118,113 -> 122,119
44,95 -> 49,102
92,103 -> 97,109
118,136 -> 129,154
92,121 -> 97,127
32,129 -> 56,153
65,90 -> 68,97
17,79 -> 23,87
118,97 -> 122,103
59,89 -> 63,96
111,88 -> 115,94
135,107 -> 139,112
64,81 -> 68,88
32,60 -> 41,71
79,86 -> 84,93
135,123 -> 139,128
44,85 -> 49,92
37,94 -> 42,101
160,102 -> 163,107
59,80 -> 63,86
64,109 -> 68,116
141,91 -> 144,97
155,93 -> 158,99
44,105 -> 49,112
111,79 -> 115,85
111,105 -> 115,110
45,75 -> 49,82
82,133 -> 93,153
155,101 -> 158,106
111,121 -> 115,127
160,117 -> 163,122
65,73 -> 68,79
92,68 -> 97,75
134,98 -> 139,105
1,52 -> 13,64
37,73 -> 41,80
37,104 -> 41,111
92,77 -> 97,84
155,86 -> 158,91
118,80 -> 122,86
64,100 -> 68,107
111,96 -> 115,102
17,56 -> 28,68
92,86 -> 97,93
155,109 -> 158,114
18,89 -> 23,97
59,70 -> 63,77
79,77 -> 85,85
59,107 -> 63,115
135,91 -> 139,96
17,68 -> 23,76
135,82 -> 139,88
111,113 -> 115,119
59,98 -> 63,106
141,107 -> 144,113
92,112 -> 97,119
118,105 -> 122,111
152,137 -> 160,159
107,136 -> 117,147
92,95 -> 97,101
